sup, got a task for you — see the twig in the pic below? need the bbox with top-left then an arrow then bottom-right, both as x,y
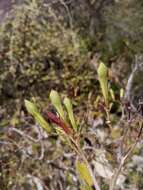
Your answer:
59,0 -> 73,29
109,121 -> 143,190
10,128 -> 39,143
0,140 -> 12,145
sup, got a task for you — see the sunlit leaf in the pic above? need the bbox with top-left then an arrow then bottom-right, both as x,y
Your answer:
120,88 -> 124,99
109,88 -> 115,101
97,62 -> 109,106
80,184 -> 93,190
49,90 -> 65,121
76,159 -> 93,187
64,97 -> 77,131
25,100 -> 51,133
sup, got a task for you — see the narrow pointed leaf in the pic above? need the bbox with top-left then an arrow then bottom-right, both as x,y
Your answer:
76,159 -> 94,187
64,97 -> 77,131
25,100 -> 51,133
80,184 -> 93,190
109,88 -> 115,101
49,90 -> 65,121
97,62 -> 109,106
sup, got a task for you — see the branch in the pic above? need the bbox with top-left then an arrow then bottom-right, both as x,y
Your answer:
109,121 -> 143,190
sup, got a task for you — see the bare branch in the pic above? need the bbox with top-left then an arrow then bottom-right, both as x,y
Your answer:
109,121 -> 143,190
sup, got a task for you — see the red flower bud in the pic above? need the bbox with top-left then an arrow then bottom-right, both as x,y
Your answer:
43,111 -> 73,135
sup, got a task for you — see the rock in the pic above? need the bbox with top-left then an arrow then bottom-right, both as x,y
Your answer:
93,149 -> 126,188
132,155 -> 143,168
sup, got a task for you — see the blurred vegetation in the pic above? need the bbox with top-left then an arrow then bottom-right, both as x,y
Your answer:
0,0 -> 143,189
0,0 -> 99,118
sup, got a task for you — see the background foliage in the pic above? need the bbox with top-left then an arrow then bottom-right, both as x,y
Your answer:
0,0 -> 143,189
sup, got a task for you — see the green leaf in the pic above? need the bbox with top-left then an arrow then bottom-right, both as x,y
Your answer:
80,184 -> 93,190
76,159 -> 93,187
25,100 -> 51,133
109,88 -> 115,101
120,88 -> 124,99
49,90 -> 65,121
64,97 -> 77,131
97,62 -> 109,106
